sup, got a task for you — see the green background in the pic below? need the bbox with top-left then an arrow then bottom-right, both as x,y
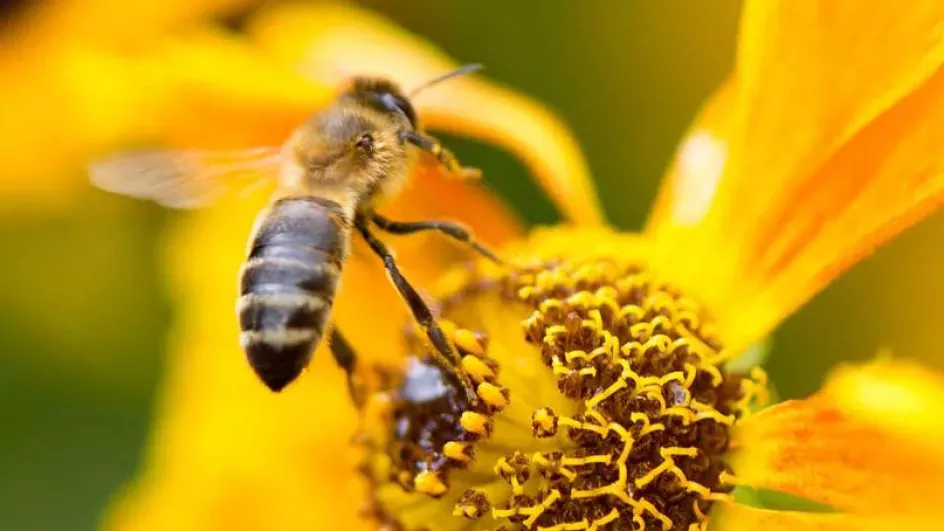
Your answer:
1,1 -> 942,529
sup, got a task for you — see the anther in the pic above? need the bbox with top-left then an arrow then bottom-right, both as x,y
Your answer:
453,490 -> 489,519
454,328 -> 485,356
476,382 -> 509,411
532,407 -> 558,438
414,470 -> 448,497
443,441 -> 472,463
462,355 -> 495,382
459,411 -> 492,437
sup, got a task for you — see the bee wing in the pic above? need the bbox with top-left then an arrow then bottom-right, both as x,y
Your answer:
89,147 -> 284,209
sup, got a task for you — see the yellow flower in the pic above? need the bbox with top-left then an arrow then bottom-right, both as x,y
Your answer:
0,0 -> 319,210
104,2 -> 944,531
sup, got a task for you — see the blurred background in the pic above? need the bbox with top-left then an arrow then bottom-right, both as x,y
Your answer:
1,1 -> 942,530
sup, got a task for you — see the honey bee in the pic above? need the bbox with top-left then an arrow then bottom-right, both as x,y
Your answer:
91,65 -> 498,397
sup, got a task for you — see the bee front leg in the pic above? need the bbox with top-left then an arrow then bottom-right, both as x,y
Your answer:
399,131 -> 482,181
371,212 -> 502,264
354,216 -> 479,402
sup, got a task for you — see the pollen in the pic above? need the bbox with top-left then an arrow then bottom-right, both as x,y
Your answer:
455,328 -> 487,355
414,470 -> 448,497
360,256 -> 767,531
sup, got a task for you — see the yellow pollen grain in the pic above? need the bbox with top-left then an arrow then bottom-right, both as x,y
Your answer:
476,382 -> 508,410
437,319 -> 459,341
453,328 -> 484,355
459,411 -> 490,435
461,355 -> 494,382
414,471 -> 447,497
442,441 -> 470,462
452,505 -> 475,518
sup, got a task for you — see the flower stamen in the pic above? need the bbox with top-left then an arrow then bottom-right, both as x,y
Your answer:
361,257 -> 765,530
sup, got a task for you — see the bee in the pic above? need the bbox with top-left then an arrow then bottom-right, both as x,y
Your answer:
90,64 -> 499,397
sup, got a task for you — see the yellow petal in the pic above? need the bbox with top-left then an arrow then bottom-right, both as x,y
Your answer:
646,77 -> 737,234
3,0 -> 256,46
104,191 -> 369,531
647,2 -> 944,352
147,29 -> 328,150
0,29 -> 323,210
246,2 -> 603,226
733,380 -> 944,515
718,503 -> 939,531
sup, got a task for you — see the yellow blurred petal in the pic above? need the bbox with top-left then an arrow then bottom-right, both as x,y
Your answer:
0,48 -> 143,205
734,386 -> 944,514
718,504 -> 939,531
105,191 -> 368,531
0,28 -> 323,210
824,360 -> 944,453
148,29 -> 328,149
3,0 -> 256,48
646,77 -> 737,234
246,2 -> 603,225
648,2 -> 944,352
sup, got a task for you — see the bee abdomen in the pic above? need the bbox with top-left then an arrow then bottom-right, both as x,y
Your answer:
238,197 -> 348,392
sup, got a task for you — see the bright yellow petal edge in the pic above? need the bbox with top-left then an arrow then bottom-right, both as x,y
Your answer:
646,0 -> 944,353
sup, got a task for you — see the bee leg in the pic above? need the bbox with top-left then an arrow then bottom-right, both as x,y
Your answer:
328,328 -> 361,406
371,212 -> 502,265
400,131 -> 482,181
354,216 -> 479,402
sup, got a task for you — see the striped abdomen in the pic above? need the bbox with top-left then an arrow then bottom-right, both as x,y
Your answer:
238,196 -> 349,391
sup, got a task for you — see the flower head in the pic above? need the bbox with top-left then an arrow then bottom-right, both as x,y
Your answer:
99,1 -> 944,531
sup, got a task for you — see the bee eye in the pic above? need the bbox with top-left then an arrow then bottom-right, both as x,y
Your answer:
356,133 -> 374,151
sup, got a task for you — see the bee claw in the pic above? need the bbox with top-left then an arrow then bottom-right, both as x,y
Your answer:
459,167 -> 483,181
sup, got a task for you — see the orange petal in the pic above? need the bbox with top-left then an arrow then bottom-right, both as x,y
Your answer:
647,2 -> 944,352
246,2 -> 603,226
733,379 -> 944,514
718,503 -> 939,531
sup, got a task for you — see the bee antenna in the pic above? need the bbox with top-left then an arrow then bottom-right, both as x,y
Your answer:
409,63 -> 484,98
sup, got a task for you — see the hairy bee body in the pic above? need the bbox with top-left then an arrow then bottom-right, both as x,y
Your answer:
90,64 -> 489,394
237,197 -> 350,391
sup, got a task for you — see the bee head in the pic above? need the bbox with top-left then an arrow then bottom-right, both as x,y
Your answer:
348,78 -> 419,131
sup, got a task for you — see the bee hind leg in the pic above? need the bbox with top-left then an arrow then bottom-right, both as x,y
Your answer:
328,328 -> 362,406
354,216 -> 479,403
400,131 -> 482,181
371,212 -> 502,264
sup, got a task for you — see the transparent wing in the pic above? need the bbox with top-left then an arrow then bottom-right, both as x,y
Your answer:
89,147 -> 283,209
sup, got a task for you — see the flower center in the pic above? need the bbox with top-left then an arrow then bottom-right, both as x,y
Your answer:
359,256 -> 766,531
